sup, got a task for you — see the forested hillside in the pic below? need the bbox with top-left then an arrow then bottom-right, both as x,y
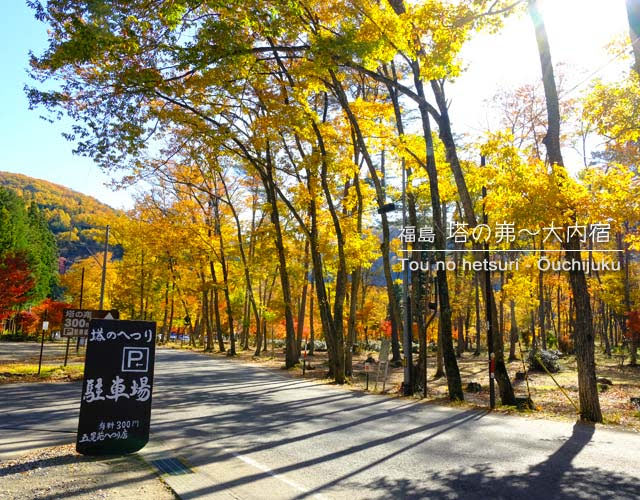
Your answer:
0,171 -> 119,266
0,186 -> 58,315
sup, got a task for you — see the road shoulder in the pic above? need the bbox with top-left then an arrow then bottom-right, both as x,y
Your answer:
0,443 -> 177,499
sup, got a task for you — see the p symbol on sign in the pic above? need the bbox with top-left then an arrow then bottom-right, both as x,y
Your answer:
122,347 -> 149,372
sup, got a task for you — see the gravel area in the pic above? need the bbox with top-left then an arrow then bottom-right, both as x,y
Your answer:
0,444 -> 176,499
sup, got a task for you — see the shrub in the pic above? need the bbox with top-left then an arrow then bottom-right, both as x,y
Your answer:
0,331 -> 29,341
558,335 -> 574,355
546,331 -> 557,349
364,340 -> 381,352
313,340 -> 327,352
527,348 -> 561,373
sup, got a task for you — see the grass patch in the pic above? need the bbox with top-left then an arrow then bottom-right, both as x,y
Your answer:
603,412 -> 623,425
0,363 -> 84,384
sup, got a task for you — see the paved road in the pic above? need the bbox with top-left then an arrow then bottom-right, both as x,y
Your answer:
1,348 -> 639,499
0,340 -> 85,364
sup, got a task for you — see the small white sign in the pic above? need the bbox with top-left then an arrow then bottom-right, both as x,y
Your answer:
42,321 -> 49,331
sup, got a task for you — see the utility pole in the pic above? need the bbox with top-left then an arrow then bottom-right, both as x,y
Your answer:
402,158 -> 413,396
482,156 -> 496,409
99,225 -> 110,310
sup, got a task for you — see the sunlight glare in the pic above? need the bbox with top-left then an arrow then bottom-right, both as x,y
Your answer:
538,0 -> 628,57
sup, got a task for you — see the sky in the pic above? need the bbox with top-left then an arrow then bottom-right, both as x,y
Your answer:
0,1 -> 136,210
450,0 -> 630,156
0,0 -> 631,210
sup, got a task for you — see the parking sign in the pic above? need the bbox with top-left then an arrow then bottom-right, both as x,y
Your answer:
76,319 -> 156,455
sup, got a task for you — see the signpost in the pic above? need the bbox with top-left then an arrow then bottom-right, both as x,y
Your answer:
76,319 -> 156,455
364,355 -> 375,391
182,315 -> 191,347
62,309 -> 119,338
374,338 -> 391,392
63,309 -> 119,367
302,337 -> 308,376
37,312 -> 49,376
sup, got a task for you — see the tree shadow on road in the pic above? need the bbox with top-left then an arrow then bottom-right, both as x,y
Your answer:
168,409 -> 487,498
344,422 -> 638,499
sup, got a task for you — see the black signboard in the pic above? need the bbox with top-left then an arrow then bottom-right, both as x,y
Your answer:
62,309 -> 120,337
76,319 -> 156,455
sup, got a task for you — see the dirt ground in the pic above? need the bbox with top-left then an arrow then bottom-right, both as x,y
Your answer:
163,340 -> 640,432
0,444 -> 176,500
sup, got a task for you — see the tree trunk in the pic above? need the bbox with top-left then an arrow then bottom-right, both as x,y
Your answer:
623,226 -> 637,365
539,242 -> 547,350
309,278 -> 315,356
137,251 -> 143,320
499,269 -> 505,355
168,282 -> 175,345
201,271 -> 213,352
161,280 -> 169,344
601,301 -> 611,356
457,317 -> 465,358
434,317 -> 445,379
464,305 -> 471,351
254,284 -> 264,356
475,272 -> 481,355
311,100 -> 349,382
346,268 -> 360,377
430,81 -> 516,403
297,240 -> 310,355
209,262 -> 225,352
557,282 -> 562,342
212,194 -> 236,356
346,172 -> 364,376
509,299 -> 518,362
386,67 -> 427,387
331,80 -> 401,368
415,84 -> 462,399
241,290 -> 249,350
263,146 -> 298,367
529,0 -> 602,422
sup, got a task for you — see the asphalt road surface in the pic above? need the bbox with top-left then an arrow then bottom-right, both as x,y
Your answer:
1,347 -> 639,499
0,339 -> 85,364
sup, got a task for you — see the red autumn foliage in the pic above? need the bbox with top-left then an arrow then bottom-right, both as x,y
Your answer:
15,310 -> 39,335
381,319 -> 392,338
32,298 -> 72,330
625,310 -> 640,343
0,252 -> 35,320
558,334 -> 574,354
